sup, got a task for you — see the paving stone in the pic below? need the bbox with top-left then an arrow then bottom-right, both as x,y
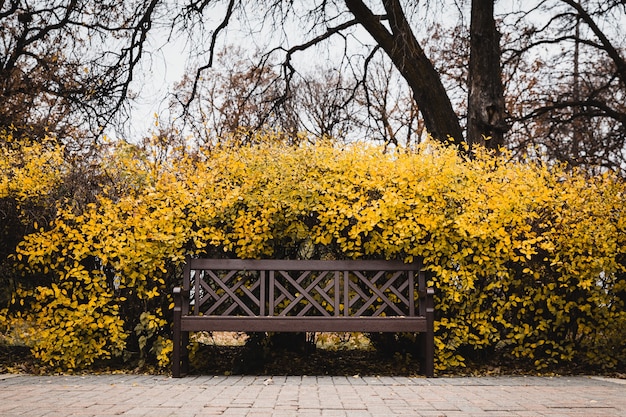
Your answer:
1,374 -> 625,416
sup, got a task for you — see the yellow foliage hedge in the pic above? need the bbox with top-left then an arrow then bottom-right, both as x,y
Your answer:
4,135 -> 626,372
0,138 -> 66,203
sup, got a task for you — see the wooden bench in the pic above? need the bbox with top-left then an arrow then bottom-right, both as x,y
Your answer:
172,258 -> 434,377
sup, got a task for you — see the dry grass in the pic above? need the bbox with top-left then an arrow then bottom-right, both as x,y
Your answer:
194,331 -> 371,350
194,331 -> 249,346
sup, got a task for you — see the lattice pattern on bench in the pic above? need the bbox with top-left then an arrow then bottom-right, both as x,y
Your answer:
271,270 -> 339,317
193,269 -> 265,316
187,261 -> 421,318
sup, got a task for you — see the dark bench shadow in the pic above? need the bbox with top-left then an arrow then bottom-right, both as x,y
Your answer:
189,344 -> 424,376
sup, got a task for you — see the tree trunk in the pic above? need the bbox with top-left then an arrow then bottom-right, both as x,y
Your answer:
467,0 -> 509,150
345,0 -> 465,146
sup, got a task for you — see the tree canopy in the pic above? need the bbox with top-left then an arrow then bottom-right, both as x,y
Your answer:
2,0 -> 625,171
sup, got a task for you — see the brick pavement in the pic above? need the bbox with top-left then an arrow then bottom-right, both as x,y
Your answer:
1,373 -> 625,417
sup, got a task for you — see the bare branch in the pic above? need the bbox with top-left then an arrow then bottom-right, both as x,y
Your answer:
559,0 -> 626,85
185,0 -> 237,110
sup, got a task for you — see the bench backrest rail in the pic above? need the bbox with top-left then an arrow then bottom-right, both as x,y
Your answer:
181,258 -> 428,319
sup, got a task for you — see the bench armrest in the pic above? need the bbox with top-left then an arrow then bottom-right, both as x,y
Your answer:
173,287 -> 190,315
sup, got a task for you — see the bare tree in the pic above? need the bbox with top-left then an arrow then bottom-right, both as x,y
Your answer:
0,0 -> 505,152
502,0 -> 626,171
161,1 -> 473,146
170,50 -> 362,146
468,0 -> 509,149
4,0 -> 624,170
357,56 -> 425,149
292,69 -> 360,142
170,48 -> 297,147
341,0 -> 465,145
0,0 -> 160,147
169,47 -> 425,149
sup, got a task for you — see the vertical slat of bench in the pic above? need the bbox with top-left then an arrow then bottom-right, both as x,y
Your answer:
343,270 -> 349,317
334,271 -> 340,316
260,271 -> 266,316
194,270 -> 200,316
269,270 -> 275,316
409,270 -> 415,317
418,268 -> 426,317
183,260 -> 190,315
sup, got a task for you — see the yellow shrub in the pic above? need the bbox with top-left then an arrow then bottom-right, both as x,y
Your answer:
0,138 -> 65,202
8,135 -> 626,372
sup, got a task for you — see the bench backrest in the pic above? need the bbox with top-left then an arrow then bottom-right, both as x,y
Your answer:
182,258 -> 429,319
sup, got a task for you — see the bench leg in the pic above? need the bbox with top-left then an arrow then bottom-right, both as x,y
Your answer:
422,330 -> 434,378
181,331 -> 189,375
172,328 -> 190,377
417,331 -> 434,377
172,320 -> 182,378
172,286 -> 189,378
419,288 -> 435,377
173,327 -> 190,377
416,333 -> 426,377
